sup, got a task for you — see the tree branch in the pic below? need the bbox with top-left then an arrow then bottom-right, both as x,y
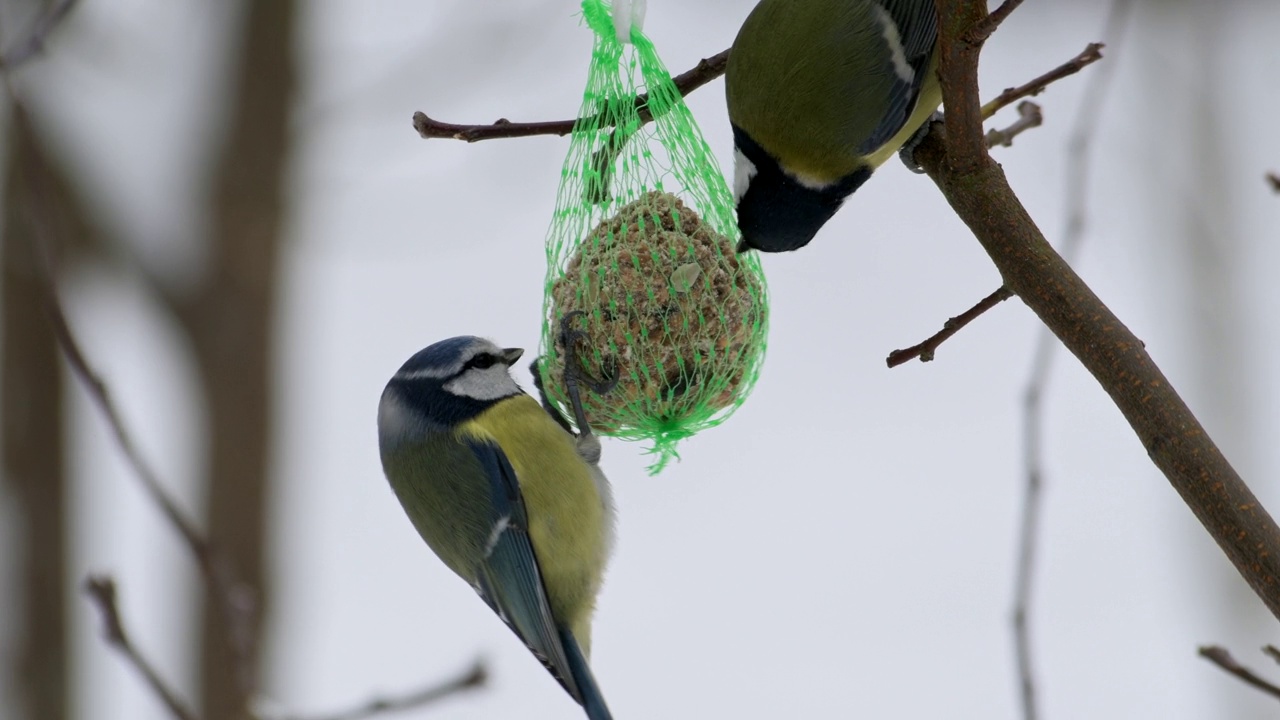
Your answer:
886,287 -> 1013,367
413,49 -> 729,142
923,0 -> 1280,620
266,662 -> 488,720
965,0 -> 1026,44
1199,646 -> 1280,701
1267,172 -> 1280,193
1013,5 -> 1133,720
84,576 -> 201,720
985,101 -> 1042,148
981,43 -> 1106,120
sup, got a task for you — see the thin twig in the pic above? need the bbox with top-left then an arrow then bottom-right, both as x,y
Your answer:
1012,5 -> 1134,720
1265,645 -> 1280,665
886,287 -> 1013,367
1267,172 -> 1280,193
966,0 -> 1027,44
0,0 -> 79,69
981,43 -> 1106,121
84,576 -> 201,720
985,101 -> 1043,148
1199,646 -> 1280,701
413,49 -> 729,142
266,661 -> 488,720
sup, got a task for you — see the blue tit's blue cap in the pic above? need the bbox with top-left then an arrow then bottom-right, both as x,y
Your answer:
399,335 -> 486,375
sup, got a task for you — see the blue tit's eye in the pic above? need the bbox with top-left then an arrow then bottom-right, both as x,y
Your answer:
468,353 -> 496,370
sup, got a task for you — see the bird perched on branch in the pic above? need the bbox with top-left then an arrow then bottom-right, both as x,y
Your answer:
727,0 -> 941,253
377,323 -> 616,720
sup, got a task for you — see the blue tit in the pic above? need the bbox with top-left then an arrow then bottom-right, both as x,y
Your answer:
726,0 -> 941,253
377,335 -> 616,720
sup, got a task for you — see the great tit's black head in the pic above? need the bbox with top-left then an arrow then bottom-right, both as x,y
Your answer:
732,126 -> 871,254
378,336 -> 525,441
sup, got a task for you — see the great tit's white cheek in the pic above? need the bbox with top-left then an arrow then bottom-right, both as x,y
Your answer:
733,147 -> 757,203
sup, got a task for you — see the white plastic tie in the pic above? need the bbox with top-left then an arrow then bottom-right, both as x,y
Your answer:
612,0 -> 647,44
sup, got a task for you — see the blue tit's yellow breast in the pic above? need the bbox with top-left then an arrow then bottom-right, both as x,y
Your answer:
457,395 -> 610,644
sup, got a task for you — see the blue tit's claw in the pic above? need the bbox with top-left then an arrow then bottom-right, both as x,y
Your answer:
557,311 -> 607,438
529,355 -> 575,434
899,111 -> 944,174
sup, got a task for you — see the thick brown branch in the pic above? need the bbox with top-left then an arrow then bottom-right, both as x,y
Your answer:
966,0 -> 1026,44
1199,646 -> 1280,701
981,43 -> 1105,120
985,101 -> 1042,148
274,661 -> 488,720
925,0 -> 1280,620
414,49 -> 729,142
886,287 -> 1012,367
84,577 -> 201,720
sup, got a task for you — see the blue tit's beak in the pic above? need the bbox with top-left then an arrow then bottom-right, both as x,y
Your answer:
501,347 -> 525,365
735,236 -> 752,254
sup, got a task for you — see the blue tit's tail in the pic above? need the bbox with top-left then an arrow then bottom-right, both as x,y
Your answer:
559,627 -> 613,720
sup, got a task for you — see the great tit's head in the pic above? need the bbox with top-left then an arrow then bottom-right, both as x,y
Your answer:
378,336 -> 525,443
732,126 -> 871,254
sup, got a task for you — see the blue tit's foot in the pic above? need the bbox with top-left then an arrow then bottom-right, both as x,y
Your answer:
557,311 -> 617,438
899,111 -> 944,174
529,356 -> 575,434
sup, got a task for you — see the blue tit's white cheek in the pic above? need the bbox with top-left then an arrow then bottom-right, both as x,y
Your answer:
443,365 -> 520,401
733,147 -> 757,203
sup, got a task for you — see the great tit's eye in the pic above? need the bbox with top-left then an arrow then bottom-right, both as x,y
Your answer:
468,353 -> 496,370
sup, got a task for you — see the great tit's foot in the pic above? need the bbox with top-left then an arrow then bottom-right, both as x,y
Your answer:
529,356 -> 574,434
898,111 -> 944,174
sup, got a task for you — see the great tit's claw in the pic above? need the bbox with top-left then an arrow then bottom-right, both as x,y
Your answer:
899,111 -> 944,174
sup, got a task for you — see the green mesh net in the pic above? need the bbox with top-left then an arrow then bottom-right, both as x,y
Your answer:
537,0 -> 770,472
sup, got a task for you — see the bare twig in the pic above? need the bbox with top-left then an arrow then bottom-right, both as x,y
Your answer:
1012,4 -> 1134,720
84,576 -> 201,720
267,661 -> 488,720
886,287 -> 1013,367
1265,645 -> 1280,665
1267,172 -> 1280,193
985,101 -> 1043,148
981,43 -> 1105,121
0,0 -> 79,69
413,49 -> 729,142
965,0 -> 1027,44
1200,646 -> 1280,701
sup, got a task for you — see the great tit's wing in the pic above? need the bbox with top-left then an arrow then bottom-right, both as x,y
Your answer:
464,437 -> 584,703
857,0 -> 940,155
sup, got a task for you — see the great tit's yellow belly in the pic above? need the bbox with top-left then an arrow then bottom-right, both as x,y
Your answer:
459,395 -> 613,649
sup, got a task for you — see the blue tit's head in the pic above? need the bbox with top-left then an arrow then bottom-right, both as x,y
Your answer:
732,126 -> 872,254
378,336 -> 525,447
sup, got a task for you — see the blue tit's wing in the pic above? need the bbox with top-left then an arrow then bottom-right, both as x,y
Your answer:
464,437 -> 584,703
857,0 -> 940,155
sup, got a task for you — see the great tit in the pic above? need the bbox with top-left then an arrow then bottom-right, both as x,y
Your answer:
377,333 -> 615,720
726,0 -> 941,253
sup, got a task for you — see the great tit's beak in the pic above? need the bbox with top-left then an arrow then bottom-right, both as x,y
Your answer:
501,347 -> 525,365
735,236 -> 753,254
